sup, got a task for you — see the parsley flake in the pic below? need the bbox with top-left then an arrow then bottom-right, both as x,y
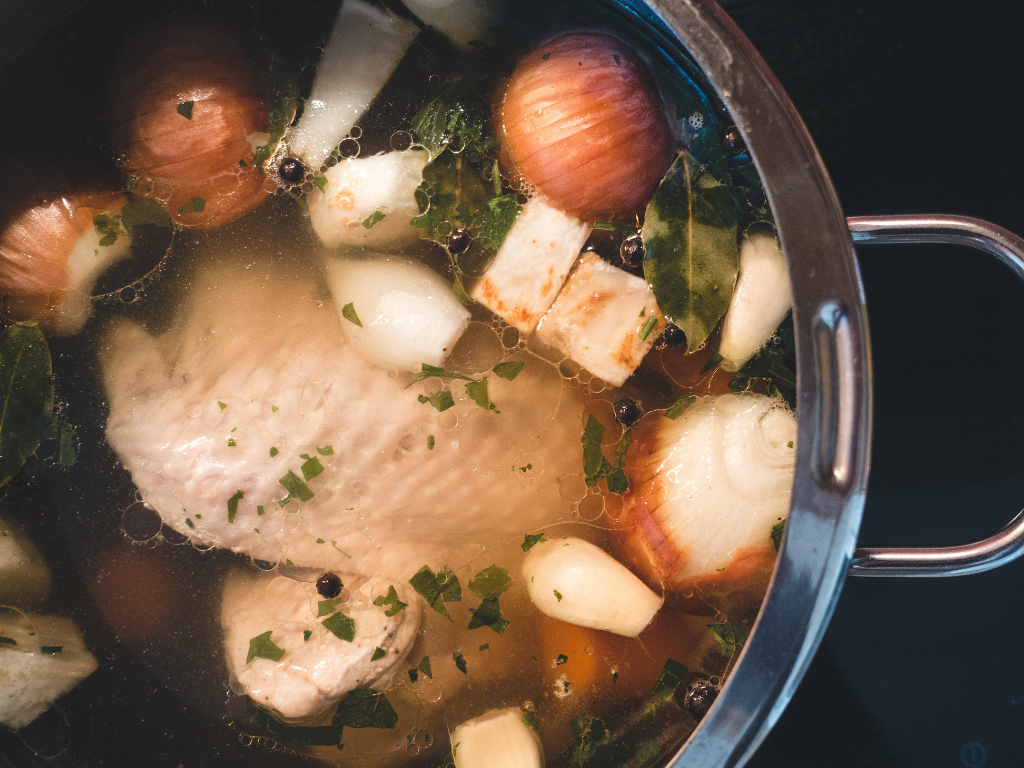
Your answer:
227,490 -> 244,523
176,100 -> 194,119
301,455 -> 325,481
218,401 -> 227,410
468,565 -> 512,600
362,210 -> 386,229
318,597 -> 345,617
418,390 -> 455,412
177,197 -> 206,215
554,589 -> 563,601
246,631 -> 285,663
303,630 -> 313,642
279,470 -> 314,502
269,447 -> 279,457
771,518 -> 786,549
322,611 -> 356,642
227,437 -> 236,446
313,175 -> 328,193
650,658 -> 688,707
409,565 -> 461,620
665,391 -> 698,419
41,646 -> 62,654
417,656 -> 432,679
341,302 -> 363,327
185,518 -> 194,530
452,651 -> 467,674
373,585 -> 408,617
257,505 -> 265,516
522,712 -> 538,729
406,363 -> 474,388
333,689 -> 399,729
479,644 -> 489,651
522,533 -> 547,552
707,622 -> 751,657
492,361 -> 525,381
252,708 -> 342,746
468,597 -> 509,634
465,377 -> 497,411
317,445 -> 334,456
0,636 -> 16,646
371,646 -> 386,661
427,434 -> 435,450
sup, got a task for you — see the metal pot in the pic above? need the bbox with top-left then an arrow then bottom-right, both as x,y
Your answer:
2,0 -> 1022,766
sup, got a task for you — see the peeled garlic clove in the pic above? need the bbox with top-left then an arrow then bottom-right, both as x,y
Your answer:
610,393 -> 795,613
324,254 -> 470,372
719,233 -> 792,371
522,537 -> 662,638
402,0 -> 503,52
452,708 -> 544,768
287,0 -> 419,169
308,150 -> 428,249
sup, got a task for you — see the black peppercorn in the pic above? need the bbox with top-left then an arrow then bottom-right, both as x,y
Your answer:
661,322 -> 686,347
685,680 -> 718,721
278,157 -> 306,185
448,228 -> 471,254
613,397 -> 641,427
620,233 -> 644,266
316,572 -> 343,599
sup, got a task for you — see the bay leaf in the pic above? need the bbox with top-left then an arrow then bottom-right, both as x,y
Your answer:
0,322 -> 53,486
642,150 -> 739,351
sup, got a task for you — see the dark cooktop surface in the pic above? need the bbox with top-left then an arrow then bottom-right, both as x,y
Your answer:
730,0 -> 1024,765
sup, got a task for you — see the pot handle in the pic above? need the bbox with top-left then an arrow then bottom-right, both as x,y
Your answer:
845,214 -> 1024,576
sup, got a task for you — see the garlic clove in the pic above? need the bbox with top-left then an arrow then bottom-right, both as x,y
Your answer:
719,233 -> 792,372
323,254 -> 470,372
401,0 -> 503,52
451,708 -> 545,768
522,537 -> 662,638
308,150 -> 428,249
287,0 -> 419,170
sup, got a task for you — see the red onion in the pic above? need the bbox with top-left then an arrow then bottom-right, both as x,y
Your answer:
106,19 -> 270,230
501,33 -> 674,221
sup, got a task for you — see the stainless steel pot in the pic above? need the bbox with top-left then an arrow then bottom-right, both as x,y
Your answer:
2,0 -> 1022,766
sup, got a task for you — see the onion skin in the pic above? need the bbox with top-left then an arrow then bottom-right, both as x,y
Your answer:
0,161 -> 125,328
501,33 -> 674,221
106,19 -> 270,230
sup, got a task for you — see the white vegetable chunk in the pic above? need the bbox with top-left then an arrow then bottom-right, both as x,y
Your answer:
718,232 -> 792,372
402,0 -> 503,52
286,0 -> 419,169
221,570 -> 419,720
309,150 -> 428,249
324,254 -> 470,371
55,196 -> 132,335
452,708 -> 544,768
469,197 -> 591,335
533,253 -> 663,387
0,615 -> 98,729
0,517 -> 51,609
522,537 -> 662,637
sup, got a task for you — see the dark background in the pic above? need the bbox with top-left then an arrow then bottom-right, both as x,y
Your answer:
725,0 -> 1024,766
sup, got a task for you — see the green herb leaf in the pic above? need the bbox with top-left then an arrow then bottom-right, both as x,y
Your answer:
522,712 -> 538,729
93,211 -> 123,246
176,197 -> 206,215
707,622 -> 751,657
288,190 -> 309,214
269,447 -> 279,457
253,61 -> 299,172
340,303 -> 363,327
467,597 -> 509,634
409,565 -> 461,620
40,646 -> 62,654
464,377 -> 497,411
371,646 -> 386,661
362,210 -> 386,229
303,629 -> 312,642
410,60 -> 499,158
372,585 -> 408,617
427,435 -> 435,450
605,428 -> 634,496
492,361 -> 525,381
581,415 -> 612,489
313,175 -> 328,193
279,470 -> 314,502
227,490 -> 244,523
665,391 -> 697,419
554,589 -> 562,602
468,565 -> 512,600
417,390 -> 455,412
650,658 -> 688,707
417,656 -> 432,679
0,323 -> 53,487
522,533 -> 547,552
479,644 -> 489,651
568,714 -> 626,768
120,199 -> 172,235
317,445 -> 334,456
452,651 -> 468,674
301,455 -> 324,481
185,517 -> 194,529
0,636 -> 16,646
246,631 -> 285,663
176,100 -> 194,119
770,518 -> 786,550
318,597 -> 345,617
642,150 -> 739,351
405,363 -> 474,388
408,669 -> 418,683
332,689 -> 398,729
639,315 -> 658,341
701,351 -> 724,374
252,708 -> 343,746
322,611 -> 356,642
227,438 -> 236,447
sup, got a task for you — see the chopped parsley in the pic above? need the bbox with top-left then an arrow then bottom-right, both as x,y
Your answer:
522,533 -> 547,552
452,651 -> 467,674
177,197 -> 206,215
257,505 -> 265,516
252,708 -> 342,747
0,636 -> 16,646
408,669 -> 419,683
176,100 -> 194,119
650,658 -> 688,707
568,714 -> 624,767
371,646 -> 386,661
317,445 -> 334,456
93,211 -> 122,246
227,490 -> 244,523
418,390 -> 455,412
468,597 -> 509,634
639,315 -> 658,341
479,644 -> 489,651
707,622 -> 751,657
416,656 -> 432,679
372,585 -> 408,617
303,630 -> 313,642
581,416 -> 633,493
787,440 -> 794,448
333,688 -> 399,729
185,518 -> 194,530
492,361 -> 525,381
409,565 -> 461,620
468,565 -> 512,599
519,463 -> 532,472
465,377 -> 497,411
119,198 -> 172,234
313,175 -> 328,193
664,390 -> 697,420
427,434 -> 435,450
362,210 -> 386,229
771,518 -> 786,549
246,631 -> 285,663
279,470 -> 314,502
269,447 -> 279,457
40,646 -> 62,654
300,454 -> 324,480
318,597 -> 345,617
701,351 -> 724,374
406,363 -> 474,388
289,190 -> 309,213
341,302 -> 363,327
522,712 -> 538,730
227,437 -> 236,447
322,611 -> 356,642
555,654 -> 568,666
605,428 -> 633,495
554,589 -> 563,601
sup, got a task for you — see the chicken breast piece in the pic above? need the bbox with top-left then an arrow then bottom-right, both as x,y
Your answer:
222,569 -> 419,720
99,254 -> 583,577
